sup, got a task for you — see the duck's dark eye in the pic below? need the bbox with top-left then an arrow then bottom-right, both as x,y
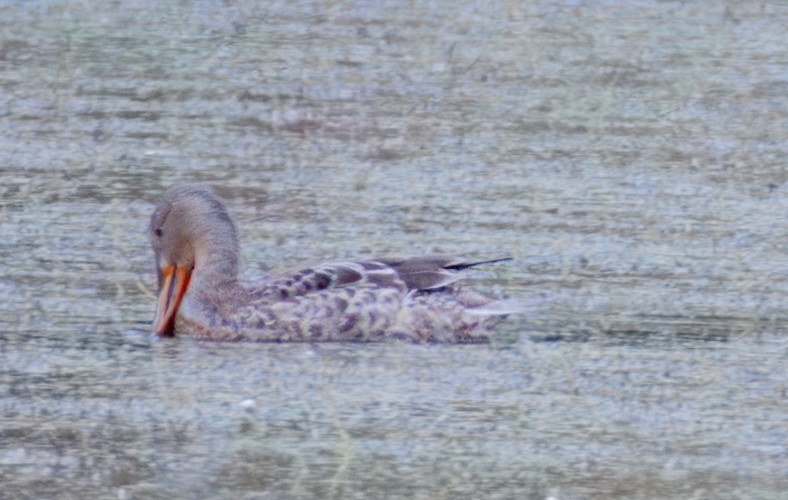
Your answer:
154,228 -> 163,237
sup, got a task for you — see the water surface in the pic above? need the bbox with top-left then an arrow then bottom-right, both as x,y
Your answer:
1,1 -> 786,498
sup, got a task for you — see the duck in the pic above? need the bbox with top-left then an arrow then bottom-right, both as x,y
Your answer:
149,183 -> 518,343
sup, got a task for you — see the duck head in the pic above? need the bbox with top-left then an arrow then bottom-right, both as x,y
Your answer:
149,184 -> 239,335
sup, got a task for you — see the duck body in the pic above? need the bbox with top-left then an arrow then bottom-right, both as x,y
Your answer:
150,184 -> 515,343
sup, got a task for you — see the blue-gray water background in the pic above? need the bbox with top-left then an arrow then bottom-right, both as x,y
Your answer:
1,1 -> 786,498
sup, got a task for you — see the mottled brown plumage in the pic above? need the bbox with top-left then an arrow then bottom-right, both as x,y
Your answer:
150,183 -> 517,343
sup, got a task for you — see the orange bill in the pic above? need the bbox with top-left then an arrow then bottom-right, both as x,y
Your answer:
153,264 -> 192,336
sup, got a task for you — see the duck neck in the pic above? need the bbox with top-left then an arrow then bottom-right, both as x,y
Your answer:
192,233 -> 241,292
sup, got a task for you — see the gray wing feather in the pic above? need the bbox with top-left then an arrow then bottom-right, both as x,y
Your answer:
255,255 -> 511,299
378,255 -> 512,291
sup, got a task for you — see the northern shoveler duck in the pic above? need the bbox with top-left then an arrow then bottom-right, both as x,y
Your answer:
150,183 -> 518,343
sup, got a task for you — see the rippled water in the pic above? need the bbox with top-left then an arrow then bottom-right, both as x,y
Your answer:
1,1 -> 786,498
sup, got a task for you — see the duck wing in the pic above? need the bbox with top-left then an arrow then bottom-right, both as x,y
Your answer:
377,255 -> 512,291
254,255 -> 511,300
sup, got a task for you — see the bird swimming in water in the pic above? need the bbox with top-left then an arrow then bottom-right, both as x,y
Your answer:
149,183 -> 518,343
